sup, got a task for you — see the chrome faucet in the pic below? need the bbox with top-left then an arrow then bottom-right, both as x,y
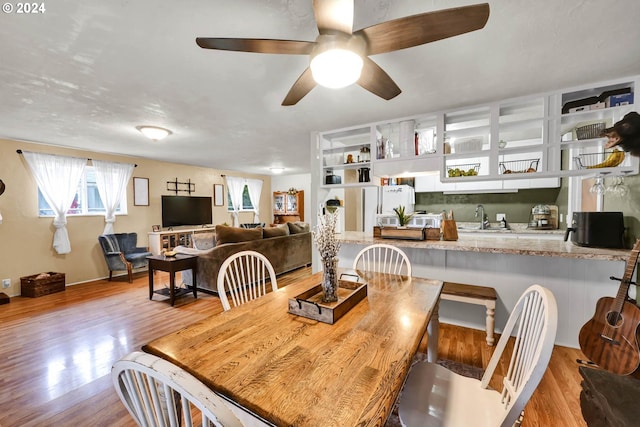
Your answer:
475,204 -> 489,229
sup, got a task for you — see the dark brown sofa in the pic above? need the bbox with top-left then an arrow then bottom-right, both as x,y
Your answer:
175,223 -> 311,293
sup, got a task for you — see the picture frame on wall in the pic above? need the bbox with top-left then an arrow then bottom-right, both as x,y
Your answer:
133,177 -> 149,206
214,184 -> 224,206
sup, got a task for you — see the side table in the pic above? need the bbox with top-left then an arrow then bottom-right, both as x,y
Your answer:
147,254 -> 197,306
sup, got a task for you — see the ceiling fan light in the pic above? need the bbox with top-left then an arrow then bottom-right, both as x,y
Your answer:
137,125 -> 172,141
310,48 -> 363,89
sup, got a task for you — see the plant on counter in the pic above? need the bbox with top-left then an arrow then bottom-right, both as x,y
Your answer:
393,205 -> 415,227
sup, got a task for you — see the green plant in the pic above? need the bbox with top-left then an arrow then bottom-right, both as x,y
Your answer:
393,205 -> 414,227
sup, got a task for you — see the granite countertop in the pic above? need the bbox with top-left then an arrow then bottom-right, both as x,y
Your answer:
338,231 -> 629,262
455,222 -> 565,235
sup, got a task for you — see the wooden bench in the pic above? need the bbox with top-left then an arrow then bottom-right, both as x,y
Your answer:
441,282 -> 497,346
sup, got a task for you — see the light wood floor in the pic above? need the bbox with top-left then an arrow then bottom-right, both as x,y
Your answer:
0,267 -> 587,426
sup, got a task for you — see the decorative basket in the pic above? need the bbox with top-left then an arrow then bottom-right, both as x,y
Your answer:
446,163 -> 480,177
573,151 -> 622,169
499,158 -> 540,174
575,122 -> 607,140
20,272 -> 65,297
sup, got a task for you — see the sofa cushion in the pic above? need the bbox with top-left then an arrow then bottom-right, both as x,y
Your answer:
263,225 -> 290,239
287,222 -> 310,234
192,232 -> 216,250
215,225 -> 263,245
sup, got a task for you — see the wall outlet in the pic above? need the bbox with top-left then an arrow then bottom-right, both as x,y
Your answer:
496,213 -> 506,221
2,278 -> 10,289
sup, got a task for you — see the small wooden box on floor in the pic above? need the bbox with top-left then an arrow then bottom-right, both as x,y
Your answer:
20,272 -> 65,298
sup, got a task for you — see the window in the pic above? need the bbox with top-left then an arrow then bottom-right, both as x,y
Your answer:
38,167 -> 127,216
227,185 -> 254,211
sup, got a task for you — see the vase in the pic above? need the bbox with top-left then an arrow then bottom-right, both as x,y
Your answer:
321,257 -> 339,303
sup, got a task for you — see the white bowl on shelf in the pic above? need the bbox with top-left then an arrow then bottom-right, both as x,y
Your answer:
324,153 -> 343,166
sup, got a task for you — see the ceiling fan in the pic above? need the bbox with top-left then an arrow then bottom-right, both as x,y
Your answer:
196,1 -> 490,106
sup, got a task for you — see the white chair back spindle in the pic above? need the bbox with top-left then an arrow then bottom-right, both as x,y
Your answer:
112,351 -> 243,427
353,243 -> 412,276
217,250 -> 277,311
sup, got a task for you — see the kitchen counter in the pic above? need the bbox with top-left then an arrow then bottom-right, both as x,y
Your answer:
335,232 -> 630,348
338,231 -> 629,261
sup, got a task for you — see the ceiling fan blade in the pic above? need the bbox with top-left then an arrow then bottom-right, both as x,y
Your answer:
357,57 -> 401,101
355,3 -> 490,56
282,68 -> 317,106
196,38 -> 314,55
313,0 -> 354,34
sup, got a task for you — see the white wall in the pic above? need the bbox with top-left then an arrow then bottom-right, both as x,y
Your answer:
271,173 -> 312,224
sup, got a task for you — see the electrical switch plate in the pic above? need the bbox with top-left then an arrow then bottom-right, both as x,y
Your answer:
496,213 -> 506,221
2,279 -> 10,288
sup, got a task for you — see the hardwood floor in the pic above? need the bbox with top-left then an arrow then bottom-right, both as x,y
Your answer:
0,268 -> 587,426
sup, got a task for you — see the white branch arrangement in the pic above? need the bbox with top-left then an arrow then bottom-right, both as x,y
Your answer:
313,212 -> 341,260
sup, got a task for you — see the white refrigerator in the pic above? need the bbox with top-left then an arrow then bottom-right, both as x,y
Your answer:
380,185 -> 415,214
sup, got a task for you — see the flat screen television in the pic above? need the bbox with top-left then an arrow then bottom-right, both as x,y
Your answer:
161,196 -> 213,228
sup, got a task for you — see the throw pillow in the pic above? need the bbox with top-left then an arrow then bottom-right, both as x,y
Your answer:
263,225 -> 290,238
287,221 -> 310,234
192,232 -> 216,250
215,225 -> 263,245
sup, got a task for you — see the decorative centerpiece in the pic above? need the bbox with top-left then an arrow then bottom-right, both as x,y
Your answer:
313,212 -> 341,302
393,205 -> 414,228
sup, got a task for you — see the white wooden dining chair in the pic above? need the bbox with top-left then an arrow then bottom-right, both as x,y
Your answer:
352,243 -> 412,276
217,250 -> 278,311
398,284 -> 558,427
112,351 -> 243,427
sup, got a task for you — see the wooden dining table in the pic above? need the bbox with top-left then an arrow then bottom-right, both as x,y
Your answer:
142,270 -> 442,427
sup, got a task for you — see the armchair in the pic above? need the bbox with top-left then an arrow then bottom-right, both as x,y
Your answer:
98,233 -> 152,283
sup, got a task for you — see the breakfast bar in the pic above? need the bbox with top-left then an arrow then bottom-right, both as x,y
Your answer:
335,231 -> 631,348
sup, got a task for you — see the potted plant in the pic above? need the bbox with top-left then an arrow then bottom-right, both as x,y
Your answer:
393,205 -> 414,228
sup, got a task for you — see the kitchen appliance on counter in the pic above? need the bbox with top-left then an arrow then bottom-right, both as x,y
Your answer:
527,204 -> 558,230
376,213 -> 442,229
564,211 -> 625,248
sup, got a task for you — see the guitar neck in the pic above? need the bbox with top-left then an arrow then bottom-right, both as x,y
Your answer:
613,241 -> 640,310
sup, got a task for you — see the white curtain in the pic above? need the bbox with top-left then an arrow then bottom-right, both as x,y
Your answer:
93,160 -> 135,235
225,176 -> 245,227
245,178 -> 263,223
22,151 -> 87,254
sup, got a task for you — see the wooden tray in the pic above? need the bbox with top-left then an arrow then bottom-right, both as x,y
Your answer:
380,227 -> 424,240
288,280 -> 367,324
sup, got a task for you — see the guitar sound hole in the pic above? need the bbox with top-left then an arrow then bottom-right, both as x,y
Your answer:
606,311 -> 623,327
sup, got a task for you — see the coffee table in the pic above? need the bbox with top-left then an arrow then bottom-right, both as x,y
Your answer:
147,254 -> 197,306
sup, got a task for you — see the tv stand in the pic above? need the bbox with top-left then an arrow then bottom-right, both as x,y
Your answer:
148,227 -> 214,255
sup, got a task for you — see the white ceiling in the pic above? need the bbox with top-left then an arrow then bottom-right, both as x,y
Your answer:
1,0 -> 639,175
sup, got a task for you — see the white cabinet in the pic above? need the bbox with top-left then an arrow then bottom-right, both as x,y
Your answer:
315,75 -> 639,192
148,228 -> 215,255
552,76 -> 639,177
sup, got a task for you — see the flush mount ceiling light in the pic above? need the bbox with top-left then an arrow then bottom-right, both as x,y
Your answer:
136,126 -> 172,141
309,34 -> 364,89
270,167 -> 285,174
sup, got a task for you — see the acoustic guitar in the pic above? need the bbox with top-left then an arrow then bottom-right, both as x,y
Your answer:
579,238 -> 640,375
